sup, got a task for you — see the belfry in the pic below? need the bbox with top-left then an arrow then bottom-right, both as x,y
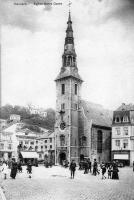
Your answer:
55,11 -> 83,164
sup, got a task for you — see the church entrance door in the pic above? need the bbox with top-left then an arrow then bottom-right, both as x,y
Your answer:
59,152 -> 66,165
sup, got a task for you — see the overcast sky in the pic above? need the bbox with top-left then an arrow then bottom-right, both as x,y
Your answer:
1,0 -> 134,110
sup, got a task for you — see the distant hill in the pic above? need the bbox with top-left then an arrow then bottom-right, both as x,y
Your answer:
0,104 -> 55,131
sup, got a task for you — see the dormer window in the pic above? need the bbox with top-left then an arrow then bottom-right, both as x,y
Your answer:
123,115 -> 129,122
115,116 -> 120,123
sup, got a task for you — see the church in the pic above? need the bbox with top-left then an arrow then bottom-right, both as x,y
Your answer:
54,12 -> 112,165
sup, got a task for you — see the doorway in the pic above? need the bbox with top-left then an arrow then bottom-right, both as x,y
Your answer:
59,152 -> 66,165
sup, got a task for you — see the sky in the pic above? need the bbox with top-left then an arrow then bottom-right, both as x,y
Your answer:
1,0 -> 134,110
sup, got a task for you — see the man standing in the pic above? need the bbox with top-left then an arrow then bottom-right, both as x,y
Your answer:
69,160 -> 76,179
93,159 -> 98,176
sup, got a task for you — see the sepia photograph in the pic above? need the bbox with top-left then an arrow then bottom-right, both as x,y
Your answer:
0,0 -> 134,199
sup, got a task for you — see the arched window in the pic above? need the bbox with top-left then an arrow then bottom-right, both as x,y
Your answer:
115,116 -> 120,123
123,115 -> 129,122
75,84 -> 78,95
60,135 -> 65,146
61,84 -> 65,95
97,130 -> 103,153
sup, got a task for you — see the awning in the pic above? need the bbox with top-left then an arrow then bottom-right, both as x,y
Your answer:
21,151 -> 39,159
114,154 -> 129,160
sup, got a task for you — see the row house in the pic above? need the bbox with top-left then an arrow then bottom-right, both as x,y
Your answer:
112,103 -> 134,166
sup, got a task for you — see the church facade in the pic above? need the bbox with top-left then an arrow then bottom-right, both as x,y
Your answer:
55,12 -> 112,165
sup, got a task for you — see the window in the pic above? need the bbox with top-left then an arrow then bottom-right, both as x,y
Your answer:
36,140 -> 38,144
123,139 -> 128,149
61,84 -> 65,95
0,143 -> 4,149
116,128 -> 121,135
41,146 -> 43,149
80,136 -> 86,146
75,84 -> 78,95
45,140 -> 47,143
45,145 -> 47,149
30,141 -> 34,145
61,103 -> 65,110
115,140 -> 120,147
115,116 -> 120,123
50,145 -> 52,149
123,116 -> 129,122
123,127 -> 128,135
39,154 -> 42,158
50,138 -> 52,143
97,130 -> 103,153
8,144 -> 12,150
74,104 -> 78,110
60,135 -> 65,146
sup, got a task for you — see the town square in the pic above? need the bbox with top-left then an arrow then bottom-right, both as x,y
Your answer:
1,0 -> 134,200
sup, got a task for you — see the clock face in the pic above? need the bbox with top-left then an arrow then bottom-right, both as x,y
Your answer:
60,122 -> 66,130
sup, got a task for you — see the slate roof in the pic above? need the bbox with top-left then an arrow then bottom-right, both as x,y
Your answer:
81,100 -> 113,128
116,103 -> 134,111
55,67 -> 83,82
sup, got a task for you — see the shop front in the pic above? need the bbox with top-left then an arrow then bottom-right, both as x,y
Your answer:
20,151 -> 39,166
112,150 -> 130,166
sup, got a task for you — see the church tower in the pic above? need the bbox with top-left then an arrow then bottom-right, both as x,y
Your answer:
55,12 -> 83,164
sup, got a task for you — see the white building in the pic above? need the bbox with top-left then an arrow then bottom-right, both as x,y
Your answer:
0,123 -> 55,163
10,114 -> 21,122
112,103 -> 134,166
0,119 -> 7,130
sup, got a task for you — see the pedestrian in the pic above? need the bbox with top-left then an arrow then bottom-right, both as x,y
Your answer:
87,158 -> 92,173
108,165 -> 112,179
93,159 -> 98,176
84,159 -> 88,174
17,161 -> 22,173
112,161 -> 119,180
26,160 -> 32,178
10,159 -> 18,179
1,161 -> 9,179
69,160 -> 76,179
101,162 -> 106,179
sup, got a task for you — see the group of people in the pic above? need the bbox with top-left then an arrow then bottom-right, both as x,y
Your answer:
69,158 -> 120,180
0,159 -> 32,179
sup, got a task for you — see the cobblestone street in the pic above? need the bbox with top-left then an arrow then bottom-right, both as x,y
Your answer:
0,166 -> 134,200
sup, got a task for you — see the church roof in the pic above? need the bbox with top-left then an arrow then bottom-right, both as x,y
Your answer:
81,100 -> 113,128
55,67 -> 83,82
116,103 -> 134,111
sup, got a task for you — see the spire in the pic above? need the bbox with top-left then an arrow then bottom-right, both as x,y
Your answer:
65,11 -> 74,45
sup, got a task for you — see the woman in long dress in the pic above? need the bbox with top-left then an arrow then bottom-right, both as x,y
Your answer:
10,160 -> 18,179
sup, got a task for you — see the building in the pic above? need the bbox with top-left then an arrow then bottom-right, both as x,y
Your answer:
0,122 -> 54,163
112,103 -> 134,166
54,12 -> 112,165
29,106 -> 47,118
0,119 -> 7,130
36,132 -> 55,164
10,114 -> 21,122
0,131 -> 14,161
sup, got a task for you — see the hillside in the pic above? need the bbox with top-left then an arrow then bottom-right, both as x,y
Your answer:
0,104 -> 56,131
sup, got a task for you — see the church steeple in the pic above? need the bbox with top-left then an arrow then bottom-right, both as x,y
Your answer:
62,11 -> 77,68
55,11 -> 83,82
